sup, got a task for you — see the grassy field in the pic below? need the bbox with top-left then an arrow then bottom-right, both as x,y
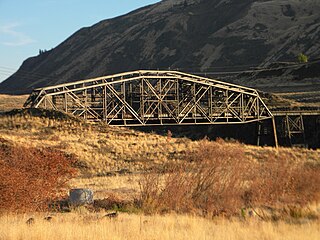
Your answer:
0,95 -> 320,239
1,213 -> 319,240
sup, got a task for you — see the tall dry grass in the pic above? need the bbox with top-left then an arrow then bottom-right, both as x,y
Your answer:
0,108 -> 319,239
0,213 -> 319,240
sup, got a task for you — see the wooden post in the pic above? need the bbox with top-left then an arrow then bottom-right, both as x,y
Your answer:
272,116 -> 279,148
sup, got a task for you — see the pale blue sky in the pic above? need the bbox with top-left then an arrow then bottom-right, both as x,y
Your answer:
0,0 -> 160,82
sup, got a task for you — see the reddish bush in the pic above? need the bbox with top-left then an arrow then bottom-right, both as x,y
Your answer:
0,138 -> 77,212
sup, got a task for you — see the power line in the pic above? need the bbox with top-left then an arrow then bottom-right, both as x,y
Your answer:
0,59 -> 318,84
0,67 -> 57,82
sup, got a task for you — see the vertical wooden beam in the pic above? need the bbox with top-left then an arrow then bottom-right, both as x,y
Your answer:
122,81 -> 126,124
272,116 -> 279,148
241,93 -> 244,121
103,85 -> 107,121
140,78 -> 145,123
300,114 -> 307,147
64,92 -> 68,113
209,86 -> 212,122
193,83 -> 196,123
226,90 -> 229,123
84,88 -> 87,121
256,97 -> 260,119
176,79 -> 180,120
159,78 -> 162,124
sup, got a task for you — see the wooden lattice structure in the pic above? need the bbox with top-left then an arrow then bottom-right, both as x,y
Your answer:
24,70 -> 278,145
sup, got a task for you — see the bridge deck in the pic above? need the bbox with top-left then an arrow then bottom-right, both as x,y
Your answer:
272,110 -> 320,116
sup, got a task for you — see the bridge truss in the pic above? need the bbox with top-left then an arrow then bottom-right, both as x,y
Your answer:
24,70 -> 275,125
24,70 -> 279,146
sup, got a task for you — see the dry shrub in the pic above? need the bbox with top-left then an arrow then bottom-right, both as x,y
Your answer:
0,138 -> 77,213
140,139 -> 320,217
246,151 -> 320,209
140,139 -> 251,216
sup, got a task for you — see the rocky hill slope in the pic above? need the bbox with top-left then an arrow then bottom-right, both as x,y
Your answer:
1,0 -> 320,94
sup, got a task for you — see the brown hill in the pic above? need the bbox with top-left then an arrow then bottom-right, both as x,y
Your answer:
1,0 -> 320,94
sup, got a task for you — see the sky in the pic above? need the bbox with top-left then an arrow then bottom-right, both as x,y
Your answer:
0,0 -> 160,82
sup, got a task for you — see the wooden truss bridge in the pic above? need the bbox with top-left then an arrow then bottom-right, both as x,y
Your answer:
24,70 -> 286,146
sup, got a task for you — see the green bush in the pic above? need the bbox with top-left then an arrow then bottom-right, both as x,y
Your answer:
298,53 -> 308,63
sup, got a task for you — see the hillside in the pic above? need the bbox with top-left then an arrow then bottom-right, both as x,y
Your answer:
224,59 -> 320,106
1,0 -> 320,94
1,109 -> 319,176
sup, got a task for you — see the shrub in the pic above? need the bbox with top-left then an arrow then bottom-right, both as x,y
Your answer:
139,139 -> 320,217
298,53 -> 308,63
247,151 -> 320,208
0,138 -> 77,213
139,139 -> 251,216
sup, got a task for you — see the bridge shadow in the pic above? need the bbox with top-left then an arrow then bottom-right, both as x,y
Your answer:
133,122 -> 275,146
133,117 -> 320,149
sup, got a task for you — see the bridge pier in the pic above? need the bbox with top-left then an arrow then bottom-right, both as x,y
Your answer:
282,114 -> 306,147
255,119 -> 279,147
271,111 -> 320,148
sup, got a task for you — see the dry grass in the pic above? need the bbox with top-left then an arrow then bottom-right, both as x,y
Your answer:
0,112 -> 196,176
69,175 -> 141,200
0,213 -> 319,240
0,94 -> 28,112
0,111 -> 319,201
1,112 -> 319,177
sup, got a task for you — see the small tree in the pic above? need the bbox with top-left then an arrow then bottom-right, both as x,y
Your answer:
298,53 -> 308,63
